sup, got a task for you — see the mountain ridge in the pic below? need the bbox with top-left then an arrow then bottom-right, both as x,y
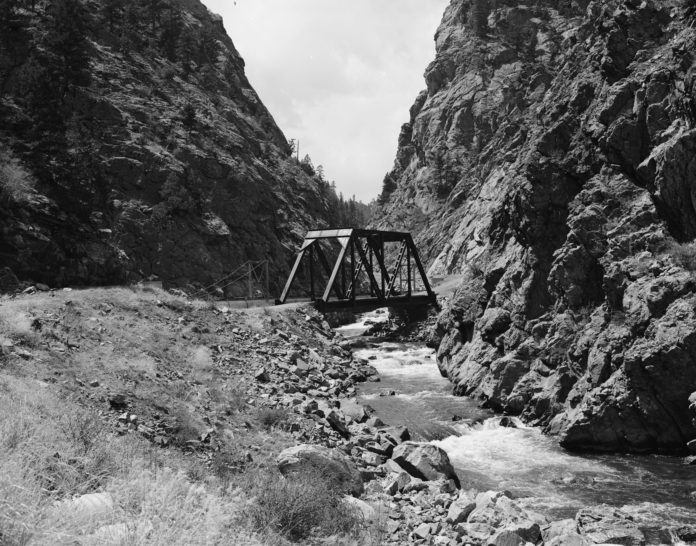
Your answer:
0,0 -> 349,294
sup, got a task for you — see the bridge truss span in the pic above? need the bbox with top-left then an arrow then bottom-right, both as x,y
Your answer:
276,229 -> 437,312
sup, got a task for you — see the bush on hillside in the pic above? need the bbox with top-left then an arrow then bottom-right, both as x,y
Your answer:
0,151 -> 35,205
255,407 -> 288,430
247,469 -> 362,541
668,240 -> 696,270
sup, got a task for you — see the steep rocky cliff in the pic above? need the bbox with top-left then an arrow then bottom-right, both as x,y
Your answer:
0,0 -> 337,292
376,0 -> 696,453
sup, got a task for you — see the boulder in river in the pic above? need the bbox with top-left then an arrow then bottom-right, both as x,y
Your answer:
277,444 -> 364,496
542,518 -> 590,546
575,505 -> 645,546
461,491 -> 545,544
391,441 -> 460,487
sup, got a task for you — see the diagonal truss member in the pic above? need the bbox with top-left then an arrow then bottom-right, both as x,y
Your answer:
276,229 -> 436,310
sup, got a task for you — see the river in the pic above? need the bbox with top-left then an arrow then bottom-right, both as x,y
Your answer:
337,310 -> 696,529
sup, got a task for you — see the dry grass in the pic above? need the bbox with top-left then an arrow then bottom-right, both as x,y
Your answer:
0,287 -> 380,545
245,469 -> 363,543
0,374 -> 266,546
255,408 -> 289,430
0,378 -> 374,545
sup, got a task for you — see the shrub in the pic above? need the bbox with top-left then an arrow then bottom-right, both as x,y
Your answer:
211,446 -> 249,488
171,407 -> 202,446
667,240 -> 696,270
59,408 -> 105,456
255,408 -> 288,430
0,151 -> 35,205
224,382 -> 247,414
247,470 -> 362,542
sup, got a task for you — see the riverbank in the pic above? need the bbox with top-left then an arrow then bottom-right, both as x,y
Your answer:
338,310 -> 696,545
0,287 -> 389,544
2,289 -> 695,545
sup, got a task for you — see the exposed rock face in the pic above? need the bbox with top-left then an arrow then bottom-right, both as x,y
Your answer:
0,0 -> 337,291
376,0 -> 696,452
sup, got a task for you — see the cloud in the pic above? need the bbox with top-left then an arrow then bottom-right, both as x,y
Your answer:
202,0 -> 449,202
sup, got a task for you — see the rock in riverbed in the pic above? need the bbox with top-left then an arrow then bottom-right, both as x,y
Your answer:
392,441 -> 460,487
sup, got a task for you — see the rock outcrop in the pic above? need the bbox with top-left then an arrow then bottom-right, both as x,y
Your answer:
0,0 -> 339,292
277,444 -> 364,496
376,0 -> 696,452
391,441 -> 461,486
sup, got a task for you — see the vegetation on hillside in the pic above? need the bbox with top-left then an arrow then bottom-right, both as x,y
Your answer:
288,143 -> 374,227
0,0 -> 374,289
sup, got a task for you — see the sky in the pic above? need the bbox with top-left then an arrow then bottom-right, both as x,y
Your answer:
200,0 -> 449,202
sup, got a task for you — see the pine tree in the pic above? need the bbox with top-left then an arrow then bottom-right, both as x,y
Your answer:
0,0 -> 29,88
471,0 -> 490,37
197,32 -> 219,65
300,154 -> 315,176
146,0 -> 166,34
160,6 -> 183,60
101,0 -> 125,33
379,172 -> 397,203
44,0 -> 91,97
181,102 -> 196,133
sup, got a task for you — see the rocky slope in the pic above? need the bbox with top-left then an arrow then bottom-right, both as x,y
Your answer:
376,0 -> 696,453
0,0 -> 338,293
8,288 -> 688,545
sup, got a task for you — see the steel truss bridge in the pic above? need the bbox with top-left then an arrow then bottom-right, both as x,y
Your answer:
276,229 -> 437,313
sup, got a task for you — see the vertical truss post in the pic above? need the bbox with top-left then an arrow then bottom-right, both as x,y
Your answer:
407,245 -> 412,296
341,249 -> 346,298
350,238 -> 356,302
309,244 -> 315,300
368,241 -> 374,297
380,235 -> 385,296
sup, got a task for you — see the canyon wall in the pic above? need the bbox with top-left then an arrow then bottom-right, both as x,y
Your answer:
376,0 -> 696,453
0,0 -> 335,292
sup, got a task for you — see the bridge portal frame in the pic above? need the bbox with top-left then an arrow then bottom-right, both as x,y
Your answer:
276,229 -> 437,312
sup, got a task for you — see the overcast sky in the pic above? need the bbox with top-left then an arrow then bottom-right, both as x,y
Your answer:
200,0 -> 449,202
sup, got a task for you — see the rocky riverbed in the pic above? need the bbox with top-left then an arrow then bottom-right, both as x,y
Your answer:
282,309 -> 696,546
2,287 -> 695,544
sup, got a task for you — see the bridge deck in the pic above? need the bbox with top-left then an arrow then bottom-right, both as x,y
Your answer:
312,293 -> 437,313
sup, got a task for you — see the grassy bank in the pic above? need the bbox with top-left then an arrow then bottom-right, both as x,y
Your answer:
0,287 -> 375,545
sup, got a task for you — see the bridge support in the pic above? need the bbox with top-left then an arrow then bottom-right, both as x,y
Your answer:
276,229 -> 437,312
